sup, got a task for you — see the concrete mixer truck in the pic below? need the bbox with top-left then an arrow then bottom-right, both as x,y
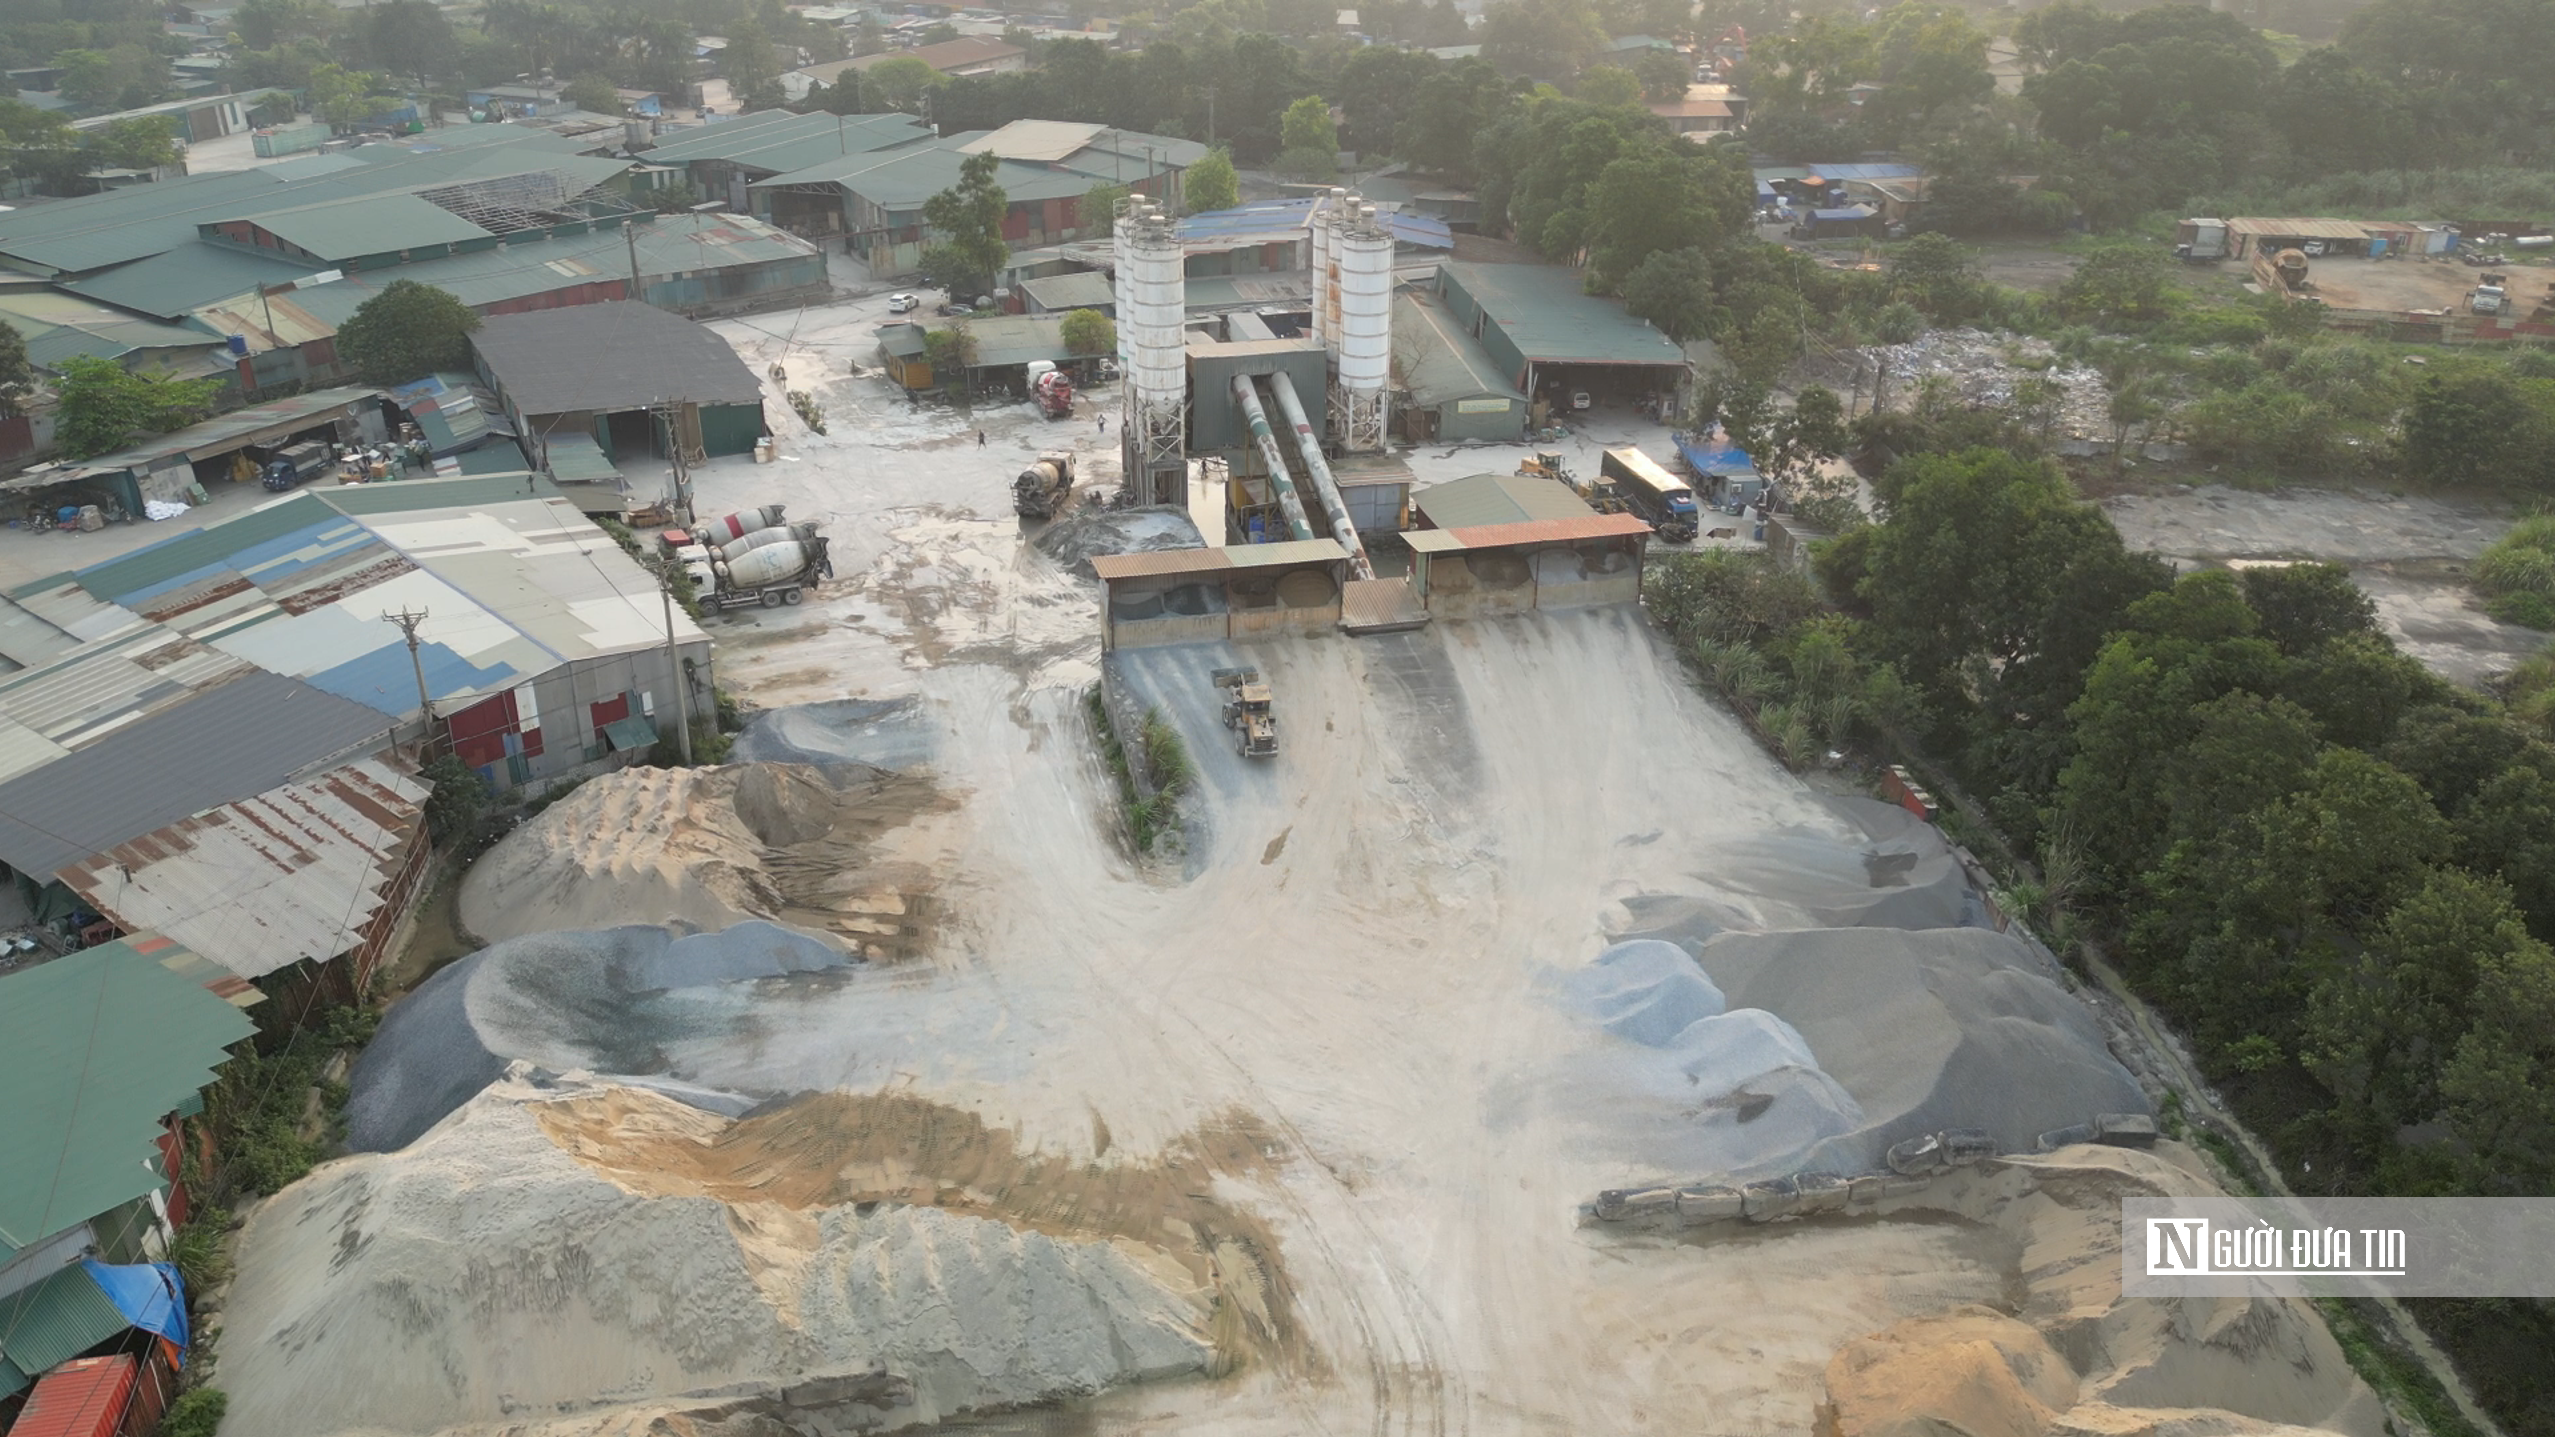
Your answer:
1027,360 -> 1074,419
678,521 -> 831,610
1013,451 -> 1077,518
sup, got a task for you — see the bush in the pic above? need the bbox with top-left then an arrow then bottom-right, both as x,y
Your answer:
161,1389 -> 227,1437
2476,515 -> 2555,627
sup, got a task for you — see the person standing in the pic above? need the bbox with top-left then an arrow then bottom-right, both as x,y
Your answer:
977,430 -> 986,446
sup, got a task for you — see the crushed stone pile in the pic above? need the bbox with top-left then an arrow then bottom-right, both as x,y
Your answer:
458,760 -> 941,957
1864,328 -> 2111,439
220,1074 -> 1227,1437
1032,505 -> 1204,578
732,696 -> 934,771
344,919 -> 848,1152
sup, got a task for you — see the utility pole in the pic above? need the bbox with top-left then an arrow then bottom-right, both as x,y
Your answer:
382,607 -> 434,738
654,560 -> 694,765
1206,86 -> 1216,147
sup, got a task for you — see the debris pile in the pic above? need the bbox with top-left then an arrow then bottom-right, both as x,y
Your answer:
1863,329 -> 2111,438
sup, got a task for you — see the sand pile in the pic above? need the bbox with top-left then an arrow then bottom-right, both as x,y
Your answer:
219,1074 -> 1254,1437
458,761 -> 942,956
1031,505 -> 1203,578
1814,1146 -> 2388,1437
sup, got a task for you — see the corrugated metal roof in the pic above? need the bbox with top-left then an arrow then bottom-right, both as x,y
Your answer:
0,933 -> 258,1262
1018,270 -> 1115,311
223,193 -> 493,260
542,431 -> 624,484
2226,216 -> 2370,242
70,388 -> 383,474
0,668 -> 391,876
1404,512 -> 1654,551
0,133 -> 608,275
473,302 -> 764,413
1439,261 -> 1686,368
951,313 -> 1072,369
753,141 -> 1092,209
1091,538 -> 1346,580
0,1264 -> 135,1388
643,109 -> 929,173
58,758 -> 428,980
0,292 -> 226,372
1808,162 -> 1922,181
846,36 -> 1025,72
1394,290 -> 1526,405
956,118 -> 1105,163
1412,473 -> 1592,528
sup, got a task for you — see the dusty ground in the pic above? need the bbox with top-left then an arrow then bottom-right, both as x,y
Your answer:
2292,255 -> 2549,314
2097,481 -> 2546,685
1972,241 -> 2083,296
217,291 -> 2385,1437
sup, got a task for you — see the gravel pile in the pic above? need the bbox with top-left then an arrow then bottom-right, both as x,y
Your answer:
1865,329 -> 2111,439
1032,506 -> 1204,578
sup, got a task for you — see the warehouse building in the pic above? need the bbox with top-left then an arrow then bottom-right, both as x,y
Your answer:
1392,286 -> 1528,442
1432,261 -> 1689,411
471,303 -> 768,499
638,110 -> 934,212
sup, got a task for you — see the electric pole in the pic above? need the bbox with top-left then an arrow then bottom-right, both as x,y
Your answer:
654,561 -> 694,765
382,607 -> 434,737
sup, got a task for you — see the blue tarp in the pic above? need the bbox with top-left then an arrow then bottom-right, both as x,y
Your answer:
1811,205 -> 1877,221
81,1260 -> 188,1359
1676,429 -> 1758,477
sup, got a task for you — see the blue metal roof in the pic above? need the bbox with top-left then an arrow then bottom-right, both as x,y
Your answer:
1179,197 -> 1452,250
1808,163 -> 1922,181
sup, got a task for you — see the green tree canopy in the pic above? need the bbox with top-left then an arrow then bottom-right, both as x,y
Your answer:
1059,307 -> 1116,356
1184,146 -> 1240,214
52,356 -> 221,460
0,321 -> 35,418
865,55 -> 947,115
562,72 -> 621,115
921,150 -> 1011,304
335,279 -> 481,386
1621,247 -> 1714,342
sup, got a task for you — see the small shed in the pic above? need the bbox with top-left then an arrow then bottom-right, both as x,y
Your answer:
1800,205 -> 1882,240
875,322 -> 933,390
1402,513 -> 1650,617
1090,540 -> 1350,650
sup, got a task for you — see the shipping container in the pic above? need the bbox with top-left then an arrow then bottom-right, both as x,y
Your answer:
251,123 -> 332,157
11,1355 -> 136,1437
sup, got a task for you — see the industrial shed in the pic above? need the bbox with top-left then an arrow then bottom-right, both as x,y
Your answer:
1402,510 -> 1650,617
1393,288 -> 1528,442
472,302 -> 768,478
1091,541 -> 1350,650
1432,261 -> 1688,410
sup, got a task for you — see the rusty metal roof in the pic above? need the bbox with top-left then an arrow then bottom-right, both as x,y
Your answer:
1090,538 -> 1348,581
1404,513 -> 1654,552
2226,217 -> 2370,241
56,757 -> 428,980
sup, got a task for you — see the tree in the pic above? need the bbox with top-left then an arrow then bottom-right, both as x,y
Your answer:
1081,181 -> 1128,236
1887,232 -> 1984,322
2238,563 -> 2378,658
1277,94 -> 1339,180
2401,364 -> 2555,493
921,150 -> 1010,304
309,63 -> 393,131
361,0 -> 458,91
92,117 -> 176,171
1621,247 -> 1714,342
563,72 -> 621,115
335,280 -> 481,386
1060,307 -> 1116,356
2056,244 -> 2170,327
1760,386 -> 1854,527
1480,0 -> 1608,81
1401,57 -> 1518,181
0,322 -> 34,419
2441,932 -> 2555,1192
1184,147 -> 1240,215
52,356 -> 221,460
1335,46 -> 1441,158
1629,47 -> 1692,101
1582,140 -> 1753,286
1574,64 -> 1642,108
865,56 -> 945,116
234,0 -> 336,50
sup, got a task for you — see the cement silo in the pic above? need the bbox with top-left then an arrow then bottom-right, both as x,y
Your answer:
1332,202 -> 1393,454
1119,200 -> 1188,506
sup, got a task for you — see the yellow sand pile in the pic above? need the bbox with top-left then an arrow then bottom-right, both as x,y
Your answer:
457,762 -> 943,955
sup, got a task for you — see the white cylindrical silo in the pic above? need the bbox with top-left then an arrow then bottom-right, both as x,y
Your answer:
1311,188 -> 1344,346
1122,203 -> 1188,496
1331,204 -> 1393,453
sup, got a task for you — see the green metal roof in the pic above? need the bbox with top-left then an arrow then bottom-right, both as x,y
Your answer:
602,714 -> 658,750
0,134 -> 619,276
1439,261 -> 1686,367
448,442 -> 533,476
753,141 -> 1092,210
0,934 -> 257,1263
946,313 -> 1071,369
319,471 -> 567,513
542,432 -> 624,484
1412,472 -> 1591,528
57,242 -> 312,321
224,193 -> 493,260
0,293 -> 225,371
0,1263 -> 131,1395
1394,290 -> 1526,406
643,110 -> 929,173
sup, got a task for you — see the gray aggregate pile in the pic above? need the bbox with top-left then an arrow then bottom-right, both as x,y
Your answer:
1031,507 -> 1205,578
733,697 -> 934,771
347,920 -> 850,1152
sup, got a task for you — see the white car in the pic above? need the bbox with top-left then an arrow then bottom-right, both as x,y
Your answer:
886,292 -> 919,313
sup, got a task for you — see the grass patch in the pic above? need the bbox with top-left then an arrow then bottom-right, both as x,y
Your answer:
201,1005 -> 379,1200
160,1389 -> 227,1437
2318,1298 -> 2487,1437
1086,685 -> 1188,853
